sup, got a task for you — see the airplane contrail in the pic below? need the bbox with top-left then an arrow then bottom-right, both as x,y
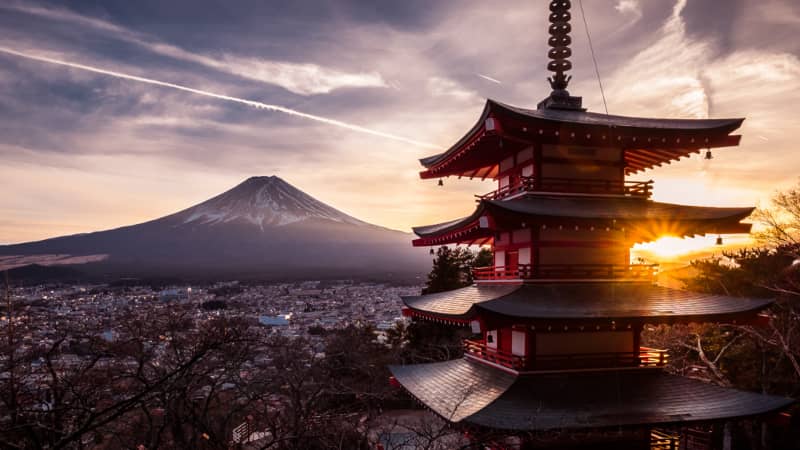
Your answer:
0,46 -> 441,150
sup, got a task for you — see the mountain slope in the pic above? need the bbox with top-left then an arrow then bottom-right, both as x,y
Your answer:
0,176 -> 428,278
171,176 -> 368,229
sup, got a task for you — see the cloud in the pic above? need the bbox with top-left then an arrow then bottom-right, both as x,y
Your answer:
0,2 -> 388,96
0,0 -> 798,244
476,73 -> 502,84
426,76 -> 477,101
0,46 -> 438,149
593,0 -> 800,205
614,0 -> 642,20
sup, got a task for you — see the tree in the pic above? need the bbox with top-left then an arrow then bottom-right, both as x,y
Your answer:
752,181 -> 800,255
642,183 -> 800,449
423,246 -> 491,294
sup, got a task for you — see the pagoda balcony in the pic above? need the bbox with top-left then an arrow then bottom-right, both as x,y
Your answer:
463,339 -> 527,371
472,263 -> 658,283
477,176 -> 653,200
464,339 -> 668,372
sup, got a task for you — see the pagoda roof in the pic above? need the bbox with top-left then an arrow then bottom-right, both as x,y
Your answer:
389,358 -> 793,431
412,196 -> 753,246
419,99 -> 744,178
401,283 -> 773,324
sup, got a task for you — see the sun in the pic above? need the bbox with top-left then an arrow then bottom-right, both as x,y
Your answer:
633,236 -> 719,260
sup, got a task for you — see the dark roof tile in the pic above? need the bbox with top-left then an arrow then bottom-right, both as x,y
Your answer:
402,283 -> 773,322
390,359 -> 793,431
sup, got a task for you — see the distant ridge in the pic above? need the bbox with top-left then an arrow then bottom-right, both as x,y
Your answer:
0,176 -> 427,279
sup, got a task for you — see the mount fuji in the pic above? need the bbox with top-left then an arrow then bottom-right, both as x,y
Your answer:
0,176 -> 428,279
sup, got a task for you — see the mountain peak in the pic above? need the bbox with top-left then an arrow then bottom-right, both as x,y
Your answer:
241,175 -> 282,184
174,176 -> 366,229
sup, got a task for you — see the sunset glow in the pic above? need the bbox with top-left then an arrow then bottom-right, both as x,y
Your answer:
634,236 -> 718,259
632,233 -> 755,262
0,0 -> 798,246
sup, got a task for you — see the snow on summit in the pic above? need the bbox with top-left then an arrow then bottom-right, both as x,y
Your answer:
178,176 -> 367,228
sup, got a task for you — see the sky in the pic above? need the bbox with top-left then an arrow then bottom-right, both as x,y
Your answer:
1,0 -> 799,248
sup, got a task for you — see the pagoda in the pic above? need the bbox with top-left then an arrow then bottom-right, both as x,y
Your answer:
389,2 -> 793,449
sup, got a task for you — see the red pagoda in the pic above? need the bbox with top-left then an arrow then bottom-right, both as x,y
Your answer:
389,2 -> 792,448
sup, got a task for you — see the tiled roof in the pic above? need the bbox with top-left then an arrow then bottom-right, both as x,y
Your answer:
390,359 -> 793,431
499,100 -> 743,132
401,283 -> 773,322
412,196 -> 753,238
419,99 -> 743,170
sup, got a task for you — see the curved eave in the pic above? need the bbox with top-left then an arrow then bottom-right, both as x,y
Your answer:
401,283 -> 774,324
418,99 -> 744,179
390,359 -> 794,432
412,197 -> 754,245
412,204 -> 489,246
401,284 -> 519,321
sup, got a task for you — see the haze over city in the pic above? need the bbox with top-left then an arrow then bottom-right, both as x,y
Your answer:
1,0 -> 799,258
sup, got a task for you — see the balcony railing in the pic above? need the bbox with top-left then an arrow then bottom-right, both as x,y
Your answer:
472,263 -> 658,282
650,430 -> 681,450
464,339 -> 669,372
463,339 -> 526,370
477,176 -> 653,200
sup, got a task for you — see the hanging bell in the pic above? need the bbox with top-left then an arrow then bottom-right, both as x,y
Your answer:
705,149 -> 713,160
429,247 -> 435,255
715,235 -> 723,246
438,178 -> 444,186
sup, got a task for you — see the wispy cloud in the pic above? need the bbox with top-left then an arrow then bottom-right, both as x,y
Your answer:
614,0 -> 642,19
476,73 -> 502,84
0,46 -> 439,149
0,0 -> 798,244
426,76 -> 477,101
1,2 -> 388,95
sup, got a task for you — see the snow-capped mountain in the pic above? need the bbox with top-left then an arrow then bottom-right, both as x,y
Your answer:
175,176 -> 367,229
0,177 -> 427,278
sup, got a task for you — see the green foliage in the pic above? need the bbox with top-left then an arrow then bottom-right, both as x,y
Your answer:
474,246 -> 494,268
422,246 -> 492,294
684,247 -> 798,298
395,320 -> 470,364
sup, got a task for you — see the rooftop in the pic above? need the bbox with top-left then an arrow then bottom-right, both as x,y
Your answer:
412,195 -> 754,246
401,282 -> 773,324
418,99 -> 744,179
389,358 -> 792,431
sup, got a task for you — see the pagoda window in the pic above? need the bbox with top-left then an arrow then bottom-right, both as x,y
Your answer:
519,247 -> 532,265
511,329 -> 527,357
521,164 -> 534,177
486,329 -> 498,350
494,250 -> 505,269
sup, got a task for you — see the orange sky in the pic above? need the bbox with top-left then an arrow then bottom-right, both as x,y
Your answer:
1,0 -> 799,259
